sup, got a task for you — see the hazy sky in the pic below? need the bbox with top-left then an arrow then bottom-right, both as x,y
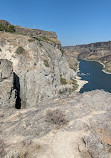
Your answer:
0,0 -> 111,46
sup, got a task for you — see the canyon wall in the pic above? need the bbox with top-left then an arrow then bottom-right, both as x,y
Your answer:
0,21 -> 111,158
64,41 -> 111,72
0,31 -> 77,108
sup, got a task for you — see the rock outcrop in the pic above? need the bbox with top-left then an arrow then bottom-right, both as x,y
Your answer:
64,41 -> 111,72
0,31 -> 76,108
0,20 -> 61,48
0,59 -> 16,107
1,90 -> 111,158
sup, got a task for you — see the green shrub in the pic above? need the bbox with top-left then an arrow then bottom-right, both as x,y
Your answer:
70,78 -> 78,91
0,24 -> 15,32
15,46 -> 25,54
61,49 -> 65,56
60,75 -> 67,85
69,65 -> 76,71
44,60 -> 49,67
28,38 -> 35,42
42,36 -> 55,44
8,25 -> 15,32
42,36 -> 50,42
0,48 -> 2,52
39,43 -> 43,47
32,36 -> 41,41
0,24 -> 5,31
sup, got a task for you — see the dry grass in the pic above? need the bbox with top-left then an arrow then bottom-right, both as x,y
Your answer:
45,109 -> 68,127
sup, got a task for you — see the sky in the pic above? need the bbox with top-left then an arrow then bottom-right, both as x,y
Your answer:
0,0 -> 111,46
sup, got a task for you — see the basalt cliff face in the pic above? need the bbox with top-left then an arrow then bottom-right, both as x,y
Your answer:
64,41 -> 111,72
0,20 -> 78,108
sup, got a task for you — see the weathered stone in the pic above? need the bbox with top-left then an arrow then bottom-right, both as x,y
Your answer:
0,59 -> 16,107
0,90 -> 111,157
0,32 -> 76,108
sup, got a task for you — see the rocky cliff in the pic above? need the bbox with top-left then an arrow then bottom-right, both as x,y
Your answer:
64,41 -> 111,72
0,59 -> 16,107
0,30 -> 77,108
1,21 -> 111,158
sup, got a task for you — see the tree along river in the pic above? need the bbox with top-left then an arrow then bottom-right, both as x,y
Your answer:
78,59 -> 111,93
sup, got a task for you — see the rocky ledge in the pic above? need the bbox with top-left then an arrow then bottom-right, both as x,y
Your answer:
0,90 -> 111,158
0,20 -> 61,47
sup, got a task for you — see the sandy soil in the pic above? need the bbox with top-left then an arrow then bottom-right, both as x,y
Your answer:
76,76 -> 88,92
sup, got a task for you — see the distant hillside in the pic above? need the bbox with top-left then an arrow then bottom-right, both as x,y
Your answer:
64,41 -> 111,72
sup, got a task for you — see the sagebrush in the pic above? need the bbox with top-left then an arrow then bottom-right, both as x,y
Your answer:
46,109 -> 68,127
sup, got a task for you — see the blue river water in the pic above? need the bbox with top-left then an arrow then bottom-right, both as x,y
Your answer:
78,59 -> 111,93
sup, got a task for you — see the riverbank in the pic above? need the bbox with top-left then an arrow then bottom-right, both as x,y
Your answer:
75,76 -> 88,92
97,60 -> 111,74
83,59 -> 111,75
75,61 -> 88,92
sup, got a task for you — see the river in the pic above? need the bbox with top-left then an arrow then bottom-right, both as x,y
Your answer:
78,59 -> 111,93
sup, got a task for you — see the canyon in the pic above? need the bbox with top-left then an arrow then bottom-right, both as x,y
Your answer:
0,20 -> 111,158
64,41 -> 111,72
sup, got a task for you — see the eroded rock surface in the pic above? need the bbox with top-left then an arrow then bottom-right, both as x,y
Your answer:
0,59 -> 16,107
0,32 -> 76,108
0,90 -> 111,158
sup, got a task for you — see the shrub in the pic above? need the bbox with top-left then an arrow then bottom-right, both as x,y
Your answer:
15,46 -> 25,55
44,60 -> 49,67
28,38 -> 35,42
39,42 -> 43,47
42,36 -> 50,42
70,65 -> 76,71
32,36 -> 41,41
61,49 -> 65,56
70,78 -> 78,91
46,109 -> 68,127
0,23 -> 15,32
58,84 -> 74,94
0,24 -> 5,31
60,75 -> 67,85
8,25 -> 15,32
42,36 -> 55,44
0,48 -> 2,51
